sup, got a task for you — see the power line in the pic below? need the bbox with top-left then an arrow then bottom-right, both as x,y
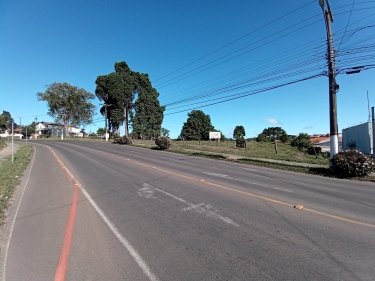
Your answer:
159,19 -> 375,107
164,74 -> 324,116
152,0 -> 317,83
154,4 -> 374,89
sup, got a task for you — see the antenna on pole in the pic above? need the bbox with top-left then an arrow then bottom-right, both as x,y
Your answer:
367,91 -> 371,122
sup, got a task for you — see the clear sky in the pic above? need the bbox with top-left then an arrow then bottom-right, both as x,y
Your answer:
1,0 -> 374,139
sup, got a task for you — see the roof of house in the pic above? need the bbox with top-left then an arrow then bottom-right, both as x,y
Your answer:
310,137 -> 330,144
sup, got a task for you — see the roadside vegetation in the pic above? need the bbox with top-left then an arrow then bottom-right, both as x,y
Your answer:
0,145 -> 32,224
0,137 -> 6,150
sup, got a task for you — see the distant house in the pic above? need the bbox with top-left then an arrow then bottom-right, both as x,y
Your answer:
0,127 -> 23,139
35,121 -> 80,137
35,122 -> 57,136
310,134 -> 342,153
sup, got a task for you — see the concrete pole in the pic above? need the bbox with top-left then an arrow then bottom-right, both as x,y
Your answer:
372,107 -> 375,156
320,0 -> 338,158
105,105 -> 108,142
12,122 -> 14,163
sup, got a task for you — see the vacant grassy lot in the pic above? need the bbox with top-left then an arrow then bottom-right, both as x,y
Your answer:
0,145 -> 32,224
131,139 -> 330,165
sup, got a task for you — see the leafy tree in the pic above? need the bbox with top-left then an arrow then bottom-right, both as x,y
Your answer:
37,82 -> 95,135
131,73 -> 165,139
180,110 -> 214,141
233,125 -> 246,139
256,127 -> 289,143
95,73 -> 126,134
115,61 -> 138,136
96,62 -> 164,139
0,113 -> 8,131
0,111 -> 15,129
291,133 -> 311,151
161,127 -> 170,137
96,128 -> 106,135
21,121 -> 36,137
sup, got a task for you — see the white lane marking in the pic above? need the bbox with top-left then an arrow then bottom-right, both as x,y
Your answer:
239,166 -> 283,175
272,187 -> 294,192
1,146 -> 36,281
138,185 -> 156,198
141,183 -> 238,227
79,186 -> 160,281
202,172 -> 231,178
182,203 -> 239,226
46,145 -> 159,281
203,171 -> 293,193
239,167 -> 258,172
158,156 -> 190,163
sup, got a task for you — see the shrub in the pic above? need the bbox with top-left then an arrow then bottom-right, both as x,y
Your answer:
117,136 -> 132,145
291,133 -> 311,151
155,136 -> 171,149
330,150 -> 374,177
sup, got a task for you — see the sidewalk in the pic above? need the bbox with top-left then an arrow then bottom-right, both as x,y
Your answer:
0,142 -> 21,165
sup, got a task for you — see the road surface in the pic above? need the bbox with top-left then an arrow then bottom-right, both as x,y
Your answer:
1,140 -> 374,280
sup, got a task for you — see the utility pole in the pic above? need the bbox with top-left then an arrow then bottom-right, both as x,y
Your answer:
124,107 -> 128,137
11,122 -> 14,163
319,0 -> 339,158
105,104 -> 108,141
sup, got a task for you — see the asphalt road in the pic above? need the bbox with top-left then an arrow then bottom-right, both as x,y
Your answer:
2,140 -> 375,281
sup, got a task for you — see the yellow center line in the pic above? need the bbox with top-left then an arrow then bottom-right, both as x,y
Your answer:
86,145 -> 375,228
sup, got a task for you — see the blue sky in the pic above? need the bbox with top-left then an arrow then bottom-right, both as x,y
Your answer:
1,0 -> 374,138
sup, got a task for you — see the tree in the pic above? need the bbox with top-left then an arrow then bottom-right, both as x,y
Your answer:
130,73 -> 165,139
0,111 -> 15,129
233,125 -> 246,139
97,128 -> 106,135
37,82 -> 95,135
256,127 -> 289,143
96,61 -> 165,139
291,133 -> 311,151
115,61 -> 138,136
95,73 -> 126,135
180,110 -> 214,141
0,113 -> 9,131
161,127 -> 170,137
21,121 -> 36,137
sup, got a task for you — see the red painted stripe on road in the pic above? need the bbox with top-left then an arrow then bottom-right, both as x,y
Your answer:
54,183 -> 79,281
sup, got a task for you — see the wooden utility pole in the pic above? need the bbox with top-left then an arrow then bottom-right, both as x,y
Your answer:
320,0 -> 339,158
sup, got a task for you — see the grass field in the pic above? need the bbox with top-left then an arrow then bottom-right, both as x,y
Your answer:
131,139 -> 330,165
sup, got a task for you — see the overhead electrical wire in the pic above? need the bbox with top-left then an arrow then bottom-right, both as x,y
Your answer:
153,1 -> 374,84
94,2 -> 374,120
164,74 -> 325,116
161,41 -> 374,113
154,4 -> 373,90
152,0 -> 317,83
160,17 -> 374,107
336,0 -> 355,55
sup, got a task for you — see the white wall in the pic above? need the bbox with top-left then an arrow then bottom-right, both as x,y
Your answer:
342,122 -> 372,154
